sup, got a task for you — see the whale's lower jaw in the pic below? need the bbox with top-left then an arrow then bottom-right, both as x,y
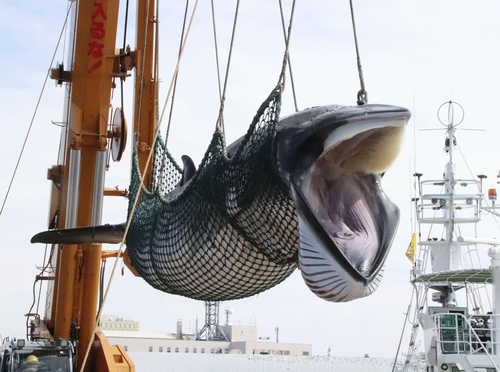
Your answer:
297,215 -> 383,302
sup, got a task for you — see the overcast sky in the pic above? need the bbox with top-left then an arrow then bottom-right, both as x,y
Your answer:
1,0 -> 500,359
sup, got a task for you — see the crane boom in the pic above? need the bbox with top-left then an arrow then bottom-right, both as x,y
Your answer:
30,0 -> 158,370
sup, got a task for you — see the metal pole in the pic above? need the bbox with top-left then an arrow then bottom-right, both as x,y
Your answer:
488,247 -> 500,355
91,150 -> 106,225
65,149 -> 81,228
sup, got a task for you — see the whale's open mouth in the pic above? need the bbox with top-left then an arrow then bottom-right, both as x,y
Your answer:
307,124 -> 405,275
278,105 -> 409,302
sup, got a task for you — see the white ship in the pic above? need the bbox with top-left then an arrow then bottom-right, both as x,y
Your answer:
396,101 -> 500,372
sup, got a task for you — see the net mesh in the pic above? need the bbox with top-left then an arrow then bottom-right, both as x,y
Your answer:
126,87 -> 299,301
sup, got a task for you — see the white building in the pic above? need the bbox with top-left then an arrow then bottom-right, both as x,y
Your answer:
100,315 -> 140,332
103,321 -> 311,356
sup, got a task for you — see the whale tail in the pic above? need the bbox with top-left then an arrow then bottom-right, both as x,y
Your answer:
31,223 -> 126,245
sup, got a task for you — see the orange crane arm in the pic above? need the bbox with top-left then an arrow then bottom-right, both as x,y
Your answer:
40,0 -> 158,370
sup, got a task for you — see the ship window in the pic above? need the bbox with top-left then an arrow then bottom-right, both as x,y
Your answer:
148,346 -> 153,352
167,347 -> 171,353
175,347 -> 179,353
193,348 -> 197,353
302,351 -> 309,356
185,348 -> 189,353
201,348 -> 205,354
159,347 -> 163,353
124,346 -> 128,352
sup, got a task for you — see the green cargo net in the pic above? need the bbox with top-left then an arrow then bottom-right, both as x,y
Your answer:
126,87 -> 299,301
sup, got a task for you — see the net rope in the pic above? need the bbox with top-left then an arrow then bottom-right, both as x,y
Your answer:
126,86 -> 299,301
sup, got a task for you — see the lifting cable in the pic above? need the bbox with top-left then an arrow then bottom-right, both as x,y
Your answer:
211,0 -> 224,118
155,0 -> 161,131
0,2 -> 74,217
348,0 -> 367,105
164,0 -> 190,143
212,0 -> 297,130
276,0 -> 296,91
278,0 -> 299,112
214,0 -> 241,134
158,1 -> 199,135
159,0 -> 195,183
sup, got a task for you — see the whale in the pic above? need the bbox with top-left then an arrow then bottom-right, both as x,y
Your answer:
275,104 -> 408,301
31,103 -> 410,302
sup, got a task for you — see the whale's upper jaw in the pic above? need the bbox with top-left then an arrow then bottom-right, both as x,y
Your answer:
276,104 -> 410,300
276,104 -> 410,176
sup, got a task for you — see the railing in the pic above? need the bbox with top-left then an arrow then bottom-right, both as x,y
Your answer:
431,312 -> 500,369
416,179 -> 482,224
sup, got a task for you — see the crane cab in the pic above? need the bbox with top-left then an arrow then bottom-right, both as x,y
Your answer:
0,337 -> 73,372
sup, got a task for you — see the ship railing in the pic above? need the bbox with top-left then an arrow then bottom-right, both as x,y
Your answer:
417,193 -> 481,224
416,178 -> 482,224
418,179 -> 480,195
431,312 -> 500,368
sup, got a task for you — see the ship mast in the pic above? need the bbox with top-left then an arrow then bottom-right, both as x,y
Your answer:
397,101 -> 500,371
427,102 -> 464,306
